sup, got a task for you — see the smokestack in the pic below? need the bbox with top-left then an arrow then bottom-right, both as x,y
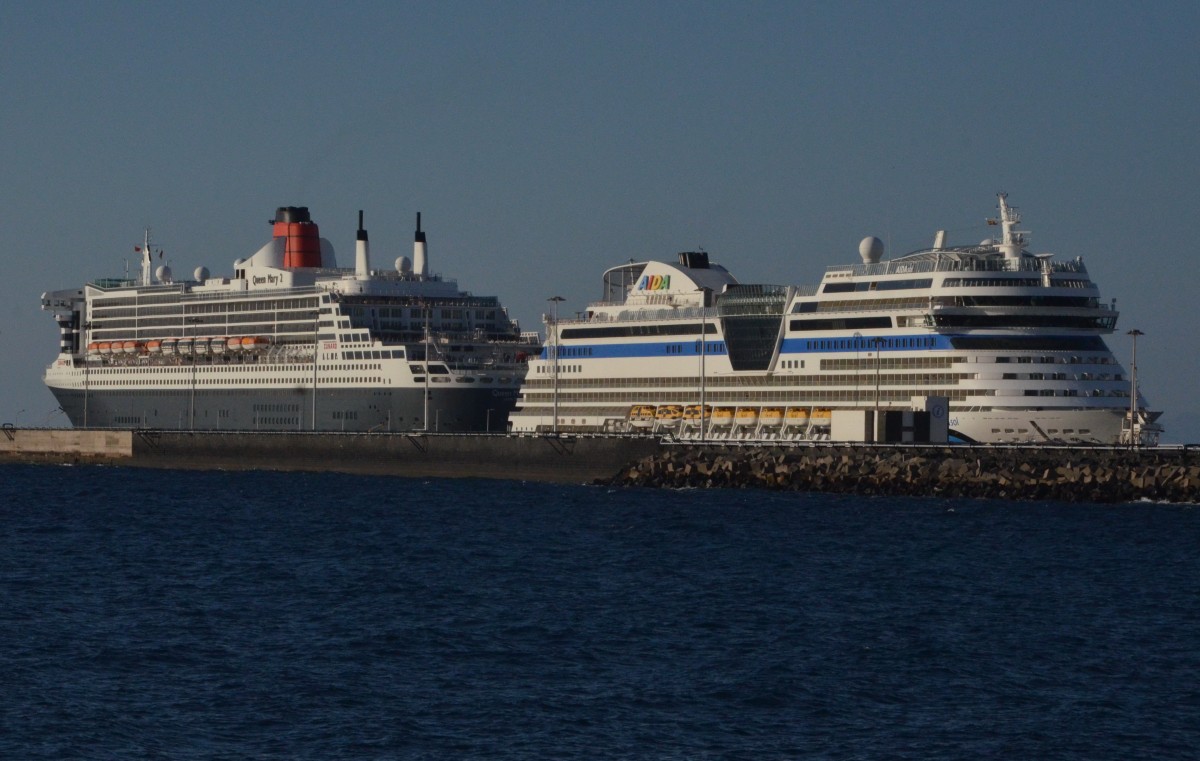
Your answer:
355,209 -> 370,279
273,206 -> 322,268
413,212 -> 428,277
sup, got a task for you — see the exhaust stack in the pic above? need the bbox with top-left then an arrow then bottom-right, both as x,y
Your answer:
355,210 -> 370,279
413,212 -> 428,278
273,206 -> 323,268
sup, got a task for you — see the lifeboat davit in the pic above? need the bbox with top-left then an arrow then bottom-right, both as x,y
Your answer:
161,338 -> 178,356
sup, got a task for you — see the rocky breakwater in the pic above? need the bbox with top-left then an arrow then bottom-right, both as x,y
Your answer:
605,445 -> 1200,503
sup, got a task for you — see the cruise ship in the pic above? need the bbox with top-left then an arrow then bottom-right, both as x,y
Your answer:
42,207 -> 540,432
510,195 -> 1162,445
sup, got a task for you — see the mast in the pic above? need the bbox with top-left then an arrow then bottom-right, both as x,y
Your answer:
996,193 -> 1027,260
141,228 -> 154,285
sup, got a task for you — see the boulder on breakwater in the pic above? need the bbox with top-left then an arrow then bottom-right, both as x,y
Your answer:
603,445 -> 1200,503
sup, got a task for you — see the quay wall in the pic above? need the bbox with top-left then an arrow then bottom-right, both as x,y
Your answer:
609,444 -> 1200,503
0,428 -> 661,485
0,427 -> 133,464
2,428 -> 1197,502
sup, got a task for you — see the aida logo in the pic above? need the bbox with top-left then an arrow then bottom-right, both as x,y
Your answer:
637,274 -> 671,291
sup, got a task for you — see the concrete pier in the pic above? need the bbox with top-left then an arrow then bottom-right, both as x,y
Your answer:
2,427 -> 1196,502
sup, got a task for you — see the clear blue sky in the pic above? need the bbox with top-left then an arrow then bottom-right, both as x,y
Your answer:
3,1 -> 1197,441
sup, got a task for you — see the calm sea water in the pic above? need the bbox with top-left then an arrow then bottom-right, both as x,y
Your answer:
1,464 -> 1197,760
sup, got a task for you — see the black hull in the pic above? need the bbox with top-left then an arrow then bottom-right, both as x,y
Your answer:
49,386 -> 520,433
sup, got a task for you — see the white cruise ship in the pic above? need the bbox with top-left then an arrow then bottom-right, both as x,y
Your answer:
42,207 -> 540,432
510,195 -> 1162,445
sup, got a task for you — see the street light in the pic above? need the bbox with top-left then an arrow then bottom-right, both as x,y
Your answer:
186,316 -> 201,430
852,331 -> 862,408
82,320 -> 93,428
548,296 -> 565,434
1127,328 -> 1143,448
872,336 -> 884,435
696,288 -> 708,442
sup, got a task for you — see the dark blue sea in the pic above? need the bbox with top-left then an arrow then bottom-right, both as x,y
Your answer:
1,464 -> 1198,760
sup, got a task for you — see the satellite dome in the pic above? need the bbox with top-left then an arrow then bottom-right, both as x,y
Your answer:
858,236 -> 884,264
195,266 -> 210,281
396,255 -> 412,274
155,265 -> 172,282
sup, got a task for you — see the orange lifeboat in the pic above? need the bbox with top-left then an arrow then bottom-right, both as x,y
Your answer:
227,337 -> 243,352
735,407 -> 760,425
760,407 -> 784,426
87,342 -> 100,355
629,404 -> 656,427
146,339 -> 162,353
122,340 -> 140,354
98,341 -> 112,356
785,407 -> 810,422
655,404 -> 683,424
710,407 -> 734,426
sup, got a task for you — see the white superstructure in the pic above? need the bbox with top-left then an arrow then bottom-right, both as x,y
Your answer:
511,195 -> 1162,445
42,207 -> 539,432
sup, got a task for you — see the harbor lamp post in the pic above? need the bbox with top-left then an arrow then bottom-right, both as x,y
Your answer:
187,316 -> 201,430
82,321 -> 93,428
697,288 -> 708,442
872,336 -> 884,424
852,331 -> 862,408
1127,328 -> 1143,449
548,296 -> 565,434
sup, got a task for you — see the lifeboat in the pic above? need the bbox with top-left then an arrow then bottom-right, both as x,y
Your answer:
242,336 -> 269,351
683,404 -> 713,422
811,408 -> 832,422
710,407 -> 734,426
785,407 -> 810,423
98,341 -> 112,356
760,407 -> 785,426
146,340 -> 162,354
177,338 -> 194,355
86,342 -> 100,355
194,337 -> 210,355
735,407 -> 760,425
211,337 -> 227,355
655,404 -> 683,424
123,340 -> 141,354
629,404 -> 656,427
161,338 -> 177,356
227,337 -> 243,352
